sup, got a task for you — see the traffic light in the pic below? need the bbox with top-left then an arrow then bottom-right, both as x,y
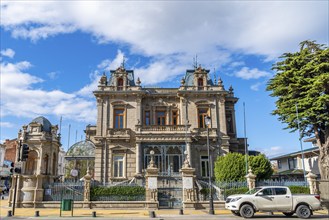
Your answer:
9,163 -> 21,174
10,162 -> 14,174
14,167 -> 21,173
21,144 -> 29,161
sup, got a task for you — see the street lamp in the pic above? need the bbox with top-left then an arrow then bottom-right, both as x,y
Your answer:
12,136 -> 23,216
205,116 -> 214,215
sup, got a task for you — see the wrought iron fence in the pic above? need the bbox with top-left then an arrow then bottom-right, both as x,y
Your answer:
256,180 -> 308,187
43,181 -> 84,201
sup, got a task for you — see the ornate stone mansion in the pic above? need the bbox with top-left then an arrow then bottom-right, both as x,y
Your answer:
86,65 -> 246,183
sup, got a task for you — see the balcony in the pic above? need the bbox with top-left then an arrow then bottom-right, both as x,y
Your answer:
191,128 -> 218,140
107,128 -> 131,142
135,125 -> 190,132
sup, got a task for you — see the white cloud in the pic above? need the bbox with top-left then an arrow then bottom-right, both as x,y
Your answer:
0,122 -> 15,128
235,67 -> 271,80
0,60 -> 96,123
97,50 -> 126,71
260,146 -> 286,158
1,48 -> 15,58
47,71 -> 59,79
250,82 -> 262,91
0,1 -> 327,60
77,50 -> 126,97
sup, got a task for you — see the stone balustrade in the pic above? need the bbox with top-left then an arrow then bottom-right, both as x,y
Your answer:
135,125 -> 190,132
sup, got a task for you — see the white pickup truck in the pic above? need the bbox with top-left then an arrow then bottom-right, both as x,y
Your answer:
225,186 -> 321,219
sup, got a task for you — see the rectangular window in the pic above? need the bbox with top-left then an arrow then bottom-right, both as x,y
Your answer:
198,108 -> 208,128
200,156 -> 209,177
278,160 -> 282,169
145,111 -> 150,125
113,155 -> 124,177
156,111 -> 166,125
172,110 -> 178,125
288,157 -> 297,169
114,109 -> 124,128
274,188 -> 287,195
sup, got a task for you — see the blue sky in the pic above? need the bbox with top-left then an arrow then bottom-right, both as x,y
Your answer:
1,1 -> 328,157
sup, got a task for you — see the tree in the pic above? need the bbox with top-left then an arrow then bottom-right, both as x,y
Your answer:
249,154 -> 273,180
267,40 -> 329,179
214,153 -> 273,181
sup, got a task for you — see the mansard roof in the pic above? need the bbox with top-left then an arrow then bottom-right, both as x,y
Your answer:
30,116 -> 52,132
184,69 -> 214,86
108,67 -> 135,86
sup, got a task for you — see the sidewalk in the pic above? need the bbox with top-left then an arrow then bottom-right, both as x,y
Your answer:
1,197 -> 328,219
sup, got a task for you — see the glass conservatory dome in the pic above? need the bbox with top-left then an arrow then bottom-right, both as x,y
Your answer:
66,140 -> 95,158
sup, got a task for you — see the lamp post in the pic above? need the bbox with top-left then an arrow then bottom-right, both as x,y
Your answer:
205,116 -> 214,215
12,136 -> 23,216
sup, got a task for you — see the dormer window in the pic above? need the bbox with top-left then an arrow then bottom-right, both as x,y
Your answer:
117,78 -> 124,91
198,78 -> 204,90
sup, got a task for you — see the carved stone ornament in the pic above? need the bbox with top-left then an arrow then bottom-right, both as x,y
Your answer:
136,77 -> 141,86
99,73 -> 107,85
181,77 -> 185,86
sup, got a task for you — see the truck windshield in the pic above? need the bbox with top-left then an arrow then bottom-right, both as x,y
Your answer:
245,187 -> 262,194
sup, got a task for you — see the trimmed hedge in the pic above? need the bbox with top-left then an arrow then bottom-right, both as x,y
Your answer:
223,187 -> 249,197
91,186 -> 145,200
288,186 -> 310,194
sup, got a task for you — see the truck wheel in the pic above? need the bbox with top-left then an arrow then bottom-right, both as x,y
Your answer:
239,204 -> 254,218
231,210 -> 241,216
282,212 -> 294,217
296,205 -> 311,219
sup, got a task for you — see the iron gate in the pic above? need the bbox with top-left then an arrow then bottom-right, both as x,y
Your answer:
158,176 -> 182,209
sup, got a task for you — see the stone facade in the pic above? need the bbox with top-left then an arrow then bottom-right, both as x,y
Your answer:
8,116 -> 61,207
86,65 -> 245,184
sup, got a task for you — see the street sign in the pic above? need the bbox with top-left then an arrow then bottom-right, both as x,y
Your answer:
70,169 -> 78,177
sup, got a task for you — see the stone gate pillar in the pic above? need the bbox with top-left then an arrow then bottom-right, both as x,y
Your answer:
145,150 -> 158,209
180,155 -> 196,209
306,172 -> 318,194
245,168 -> 256,190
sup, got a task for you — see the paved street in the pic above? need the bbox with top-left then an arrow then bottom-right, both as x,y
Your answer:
1,195 -> 328,220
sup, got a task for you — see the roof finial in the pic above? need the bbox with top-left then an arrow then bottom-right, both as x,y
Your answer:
193,54 -> 198,69
214,68 -> 217,85
122,55 -> 125,68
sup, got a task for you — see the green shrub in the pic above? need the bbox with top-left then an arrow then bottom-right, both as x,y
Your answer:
91,186 -> 145,200
288,186 -> 310,194
223,187 -> 249,197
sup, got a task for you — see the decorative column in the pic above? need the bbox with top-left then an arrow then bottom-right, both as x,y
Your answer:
83,168 -> 92,208
245,168 -> 256,190
145,150 -> 159,209
219,96 -> 229,154
219,96 -> 227,135
96,98 -> 103,136
135,142 -> 142,176
180,154 -> 196,209
305,172 -> 318,194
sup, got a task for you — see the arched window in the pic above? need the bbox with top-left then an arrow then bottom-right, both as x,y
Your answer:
198,78 -> 204,90
52,153 -> 57,175
25,150 -> 38,175
117,78 -> 124,90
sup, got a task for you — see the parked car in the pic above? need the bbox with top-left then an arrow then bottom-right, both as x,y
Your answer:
225,186 -> 321,219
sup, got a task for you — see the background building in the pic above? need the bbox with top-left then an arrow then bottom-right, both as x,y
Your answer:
270,147 -> 320,180
86,65 -> 246,183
